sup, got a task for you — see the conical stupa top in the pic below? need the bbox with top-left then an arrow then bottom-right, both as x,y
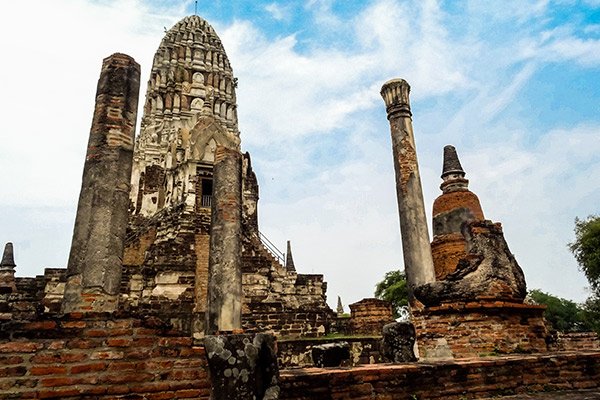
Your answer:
285,240 -> 296,272
336,296 -> 344,314
0,243 -> 16,269
139,14 -> 238,135
441,145 -> 465,178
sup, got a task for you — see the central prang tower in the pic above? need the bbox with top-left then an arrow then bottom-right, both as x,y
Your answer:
130,15 -> 240,217
123,15 -> 333,338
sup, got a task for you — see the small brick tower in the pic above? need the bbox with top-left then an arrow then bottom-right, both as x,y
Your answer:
412,145 -> 548,359
431,145 -> 484,280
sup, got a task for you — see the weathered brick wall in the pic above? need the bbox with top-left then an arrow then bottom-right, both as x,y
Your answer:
0,277 -> 45,322
552,332 -> 600,351
278,337 -> 384,368
0,315 -> 209,399
413,301 -> 548,358
348,298 -> 394,336
279,351 -> 600,399
123,227 -> 157,267
430,232 -> 466,280
242,302 -> 335,338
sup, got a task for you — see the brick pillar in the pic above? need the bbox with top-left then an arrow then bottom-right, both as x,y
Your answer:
62,53 -> 140,313
380,79 -> 435,298
0,243 -> 17,294
205,146 -> 243,334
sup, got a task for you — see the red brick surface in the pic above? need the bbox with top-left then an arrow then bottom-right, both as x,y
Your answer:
413,301 -> 548,358
279,351 -> 600,399
0,316 -> 209,399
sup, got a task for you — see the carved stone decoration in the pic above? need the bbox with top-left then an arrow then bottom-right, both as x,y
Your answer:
415,220 -> 527,307
381,321 -> 417,362
204,333 -> 280,400
129,15 -> 239,218
189,115 -> 240,162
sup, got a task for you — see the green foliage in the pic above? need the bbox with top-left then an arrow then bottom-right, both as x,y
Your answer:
569,215 -> 600,296
374,270 -> 408,319
528,289 -> 589,332
580,295 -> 600,335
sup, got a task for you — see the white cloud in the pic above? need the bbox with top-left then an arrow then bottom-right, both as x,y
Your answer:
1,0 -> 598,309
264,3 -> 291,21
219,0 -> 471,150
462,124 -> 600,301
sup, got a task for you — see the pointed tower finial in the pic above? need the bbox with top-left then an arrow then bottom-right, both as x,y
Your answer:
0,242 -> 17,294
440,145 -> 469,194
285,240 -> 296,272
1,243 -> 16,268
336,296 -> 344,315
441,145 -> 465,179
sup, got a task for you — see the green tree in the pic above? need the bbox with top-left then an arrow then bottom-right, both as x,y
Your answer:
375,270 -> 408,319
580,295 -> 600,335
569,215 -> 600,295
528,289 -> 589,332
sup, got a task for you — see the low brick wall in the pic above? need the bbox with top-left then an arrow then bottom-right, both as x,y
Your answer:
348,298 -> 394,336
278,337 -> 384,368
555,332 -> 600,351
0,314 -> 209,399
413,301 -> 548,358
279,351 -> 600,399
242,302 -> 335,338
3,313 -> 599,400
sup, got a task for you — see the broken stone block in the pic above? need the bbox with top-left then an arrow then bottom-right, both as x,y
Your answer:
311,342 -> 350,368
381,321 -> 417,362
204,333 -> 279,400
415,220 -> 527,307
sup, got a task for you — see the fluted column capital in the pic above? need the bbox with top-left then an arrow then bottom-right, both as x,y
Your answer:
380,78 -> 412,119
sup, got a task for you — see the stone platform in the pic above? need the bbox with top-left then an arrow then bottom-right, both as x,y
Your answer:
413,301 -> 548,358
279,351 -> 600,399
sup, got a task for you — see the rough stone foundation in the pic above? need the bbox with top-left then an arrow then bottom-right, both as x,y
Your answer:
413,301 -> 548,359
0,314 -> 208,399
278,351 -> 600,399
0,315 -> 598,399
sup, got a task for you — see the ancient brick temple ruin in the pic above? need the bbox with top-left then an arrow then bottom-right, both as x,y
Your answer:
2,16 -> 335,339
1,14 -> 599,400
412,145 -> 548,358
381,79 -> 548,358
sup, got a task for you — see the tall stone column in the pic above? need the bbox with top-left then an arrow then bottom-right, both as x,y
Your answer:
62,53 -> 140,313
206,145 -> 243,334
381,79 -> 435,298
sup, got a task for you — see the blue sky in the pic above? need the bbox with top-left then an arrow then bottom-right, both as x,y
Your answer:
1,0 -> 599,309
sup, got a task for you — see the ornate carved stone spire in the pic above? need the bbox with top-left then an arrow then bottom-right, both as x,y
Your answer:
0,242 -> 17,294
285,240 -> 296,272
130,15 -> 240,218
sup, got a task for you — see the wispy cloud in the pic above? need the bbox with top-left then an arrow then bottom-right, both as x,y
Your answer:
264,2 -> 292,21
1,0 -> 598,306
